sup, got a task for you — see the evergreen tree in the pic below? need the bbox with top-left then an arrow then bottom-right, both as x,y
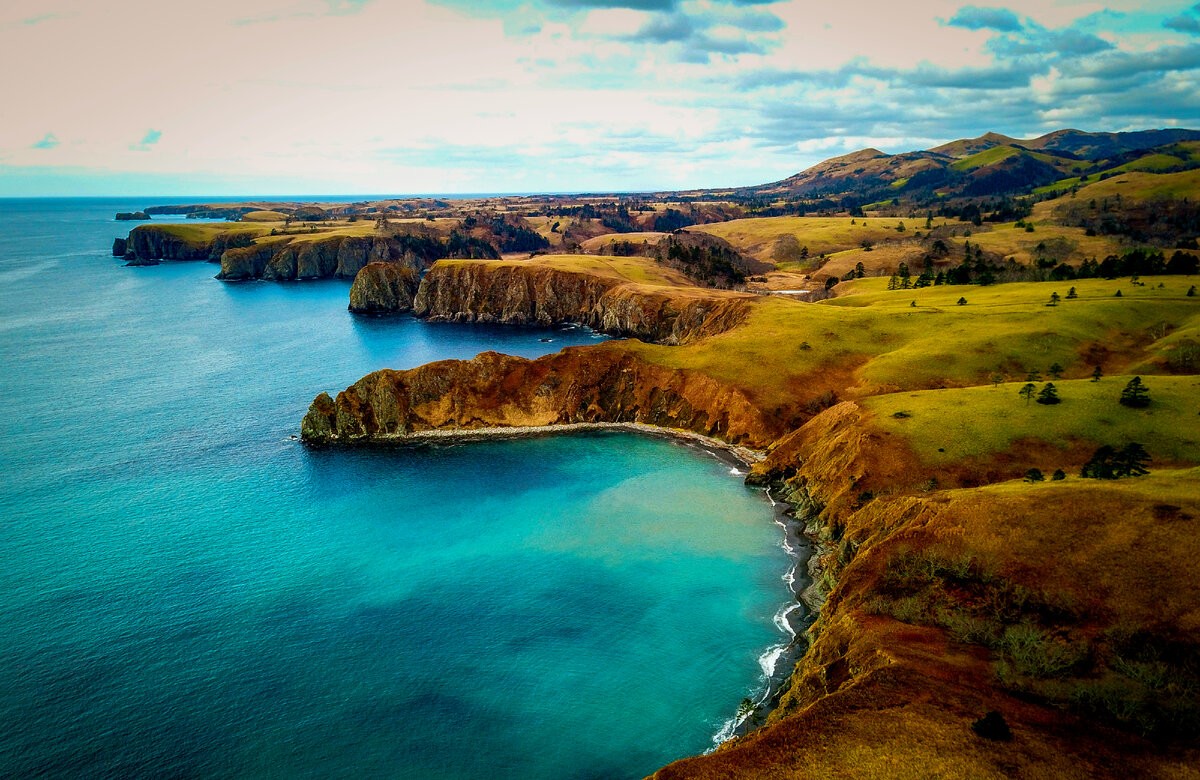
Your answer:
1091,365 -> 1103,382
1188,285 -> 1196,297
1024,468 -> 1044,482
1036,383 -> 1061,405
1051,469 -> 1066,481
1019,383 -> 1036,404
957,296 -> 967,305
1112,443 -> 1151,478
1048,291 -> 1061,306
1026,369 -> 1042,382
1048,363 -> 1064,379
1081,446 -> 1117,479
854,261 -> 865,279
1119,376 -> 1150,408
1066,286 -> 1078,299
1115,289 -> 1123,297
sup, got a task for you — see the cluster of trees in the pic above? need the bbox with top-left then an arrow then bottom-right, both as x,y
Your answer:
484,217 -> 550,253
651,235 -> 751,288
936,198 -> 1032,225
1081,443 -> 1151,479
1055,195 -> 1200,244
445,230 -> 500,259
652,208 -> 698,232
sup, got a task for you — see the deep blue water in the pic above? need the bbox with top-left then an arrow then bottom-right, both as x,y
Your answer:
0,199 -> 791,778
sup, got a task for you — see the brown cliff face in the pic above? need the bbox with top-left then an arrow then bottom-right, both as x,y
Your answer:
349,262 -> 420,314
216,235 -> 425,281
413,262 -> 618,325
300,348 -> 784,448
412,261 -> 752,344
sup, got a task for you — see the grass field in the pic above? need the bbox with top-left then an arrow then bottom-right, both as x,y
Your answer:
691,216 -> 960,265
438,254 -> 697,287
864,375 -> 1200,466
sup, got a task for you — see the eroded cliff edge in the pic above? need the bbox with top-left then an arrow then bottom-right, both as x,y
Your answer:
301,348 -> 784,448
408,260 -> 753,344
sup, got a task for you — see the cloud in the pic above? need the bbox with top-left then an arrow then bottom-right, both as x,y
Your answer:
987,26 -> 1114,57
946,5 -> 1023,32
31,133 -> 59,150
130,129 -> 162,152
325,0 -> 371,13
613,5 -> 783,61
549,0 -> 676,9
1165,6 -> 1200,35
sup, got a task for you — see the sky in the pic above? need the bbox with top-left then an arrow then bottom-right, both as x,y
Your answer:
2,0 -> 1199,196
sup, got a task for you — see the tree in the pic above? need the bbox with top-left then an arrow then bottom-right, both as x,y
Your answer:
1048,291 -> 1061,306
1066,286 -> 1078,299
1052,469 -> 1066,481
1119,376 -> 1150,408
1026,369 -> 1042,382
957,296 -> 967,305
1112,443 -> 1151,477
1081,445 -> 1117,479
1188,285 -> 1196,297
1019,383 -> 1036,404
1082,443 -> 1151,479
1048,363 -> 1064,379
1036,383 -> 1061,405
1091,365 -> 1103,382
854,261 -> 865,279
990,372 -> 1005,387
1115,289 -> 1123,297
1024,468 -> 1044,482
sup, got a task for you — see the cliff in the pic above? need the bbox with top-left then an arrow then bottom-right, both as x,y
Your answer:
349,262 -> 421,314
122,225 -> 255,266
301,348 -> 785,448
217,235 -> 424,281
412,260 -> 753,344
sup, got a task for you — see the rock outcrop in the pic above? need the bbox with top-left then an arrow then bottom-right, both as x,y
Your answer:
216,235 -> 425,281
301,348 -> 784,448
112,237 -> 127,257
122,225 -> 255,266
115,211 -> 150,221
412,261 -> 753,344
349,262 -> 421,314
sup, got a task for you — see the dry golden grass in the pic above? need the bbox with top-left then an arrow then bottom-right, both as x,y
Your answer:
690,216 -> 956,264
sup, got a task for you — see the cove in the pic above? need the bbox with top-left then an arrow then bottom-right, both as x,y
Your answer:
0,198 -> 793,778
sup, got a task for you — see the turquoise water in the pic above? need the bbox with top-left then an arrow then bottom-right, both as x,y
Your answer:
0,199 -> 792,778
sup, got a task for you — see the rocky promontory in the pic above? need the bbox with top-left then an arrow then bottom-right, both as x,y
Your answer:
410,260 -> 753,344
121,225 -> 256,266
349,262 -> 421,313
217,234 -> 425,281
301,348 -> 784,448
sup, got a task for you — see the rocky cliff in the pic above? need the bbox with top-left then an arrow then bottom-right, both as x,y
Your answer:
349,262 -> 421,314
217,235 -> 425,281
123,225 -> 255,266
412,261 -> 753,344
301,348 -> 785,448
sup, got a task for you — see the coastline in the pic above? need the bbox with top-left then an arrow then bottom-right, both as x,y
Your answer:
326,420 -> 769,468
313,419 -> 819,749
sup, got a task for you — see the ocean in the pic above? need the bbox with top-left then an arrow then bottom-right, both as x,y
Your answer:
0,198 -> 797,778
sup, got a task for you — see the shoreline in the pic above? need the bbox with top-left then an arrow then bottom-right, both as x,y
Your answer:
325,421 -> 769,468
309,420 -> 817,749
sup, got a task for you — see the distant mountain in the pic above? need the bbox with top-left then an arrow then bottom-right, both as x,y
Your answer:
738,128 -> 1200,203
